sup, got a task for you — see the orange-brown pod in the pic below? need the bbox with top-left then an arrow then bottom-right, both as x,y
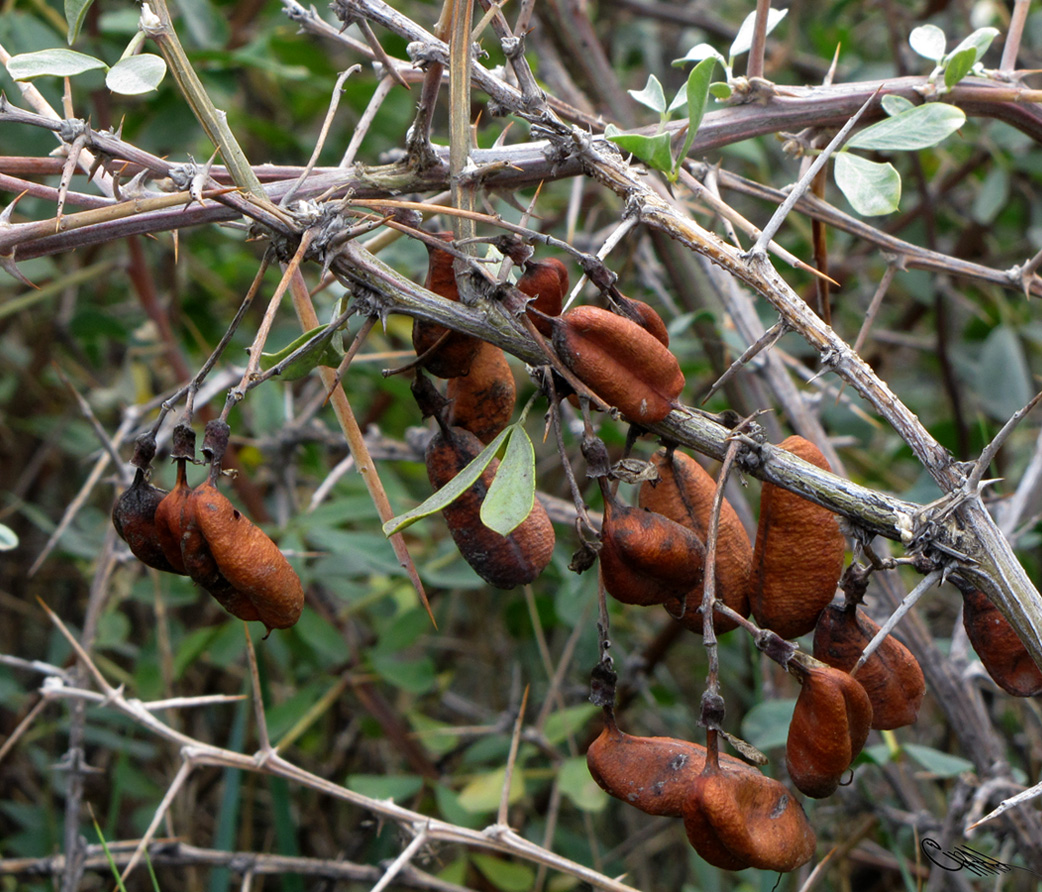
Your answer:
153,459 -> 191,575
599,499 -> 705,607
186,481 -> 305,631
639,449 -> 751,633
446,340 -> 516,444
961,587 -> 1042,697
615,294 -> 670,346
519,257 -> 569,336
683,758 -> 816,872
750,435 -> 845,639
813,603 -> 925,729
585,715 -> 747,817
425,424 -> 554,589
786,659 -> 873,799
552,305 -> 684,424
112,468 -> 178,573
412,233 -> 481,379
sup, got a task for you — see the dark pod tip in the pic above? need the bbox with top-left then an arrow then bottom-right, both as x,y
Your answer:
171,423 -> 197,461
202,420 -> 231,466
130,432 -> 158,470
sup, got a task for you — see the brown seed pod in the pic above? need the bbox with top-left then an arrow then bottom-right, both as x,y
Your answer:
425,424 -> 555,589
785,658 -> 873,799
446,340 -> 516,444
615,293 -> 670,346
599,498 -> 706,607
638,448 -> 751,633
683,757 -> 817,872
750,435 -> 846,639
552,305 -> 684,423
152,424 -> 197,576
813,603 -> 925,729
585,715 -> 747,818
184,480 -> 305,631
412,233 -> 481,379
112,468 -> 178,573
961,587 -> 1042,697
518,257 -> 569,336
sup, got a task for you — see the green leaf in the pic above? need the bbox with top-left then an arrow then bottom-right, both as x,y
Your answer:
730,8 -> 788,59
558,756 -> 608,812
943,47 -> 976,90
542,704 -> 600,745
347,773 -> 425,801
382,426 -> 512,536
0,523 -> 18,551
834,153 -> 901,216
881,94 -> 915,116
909,24 -> 946,61
471,854 -> 535,892
628,74 -> 667,115
369,651 -> 436,694
976,325 -> 1031,422
846,103 -> 966,151
6,48 -> 107,80
740,698 -> 796,752
480,426 -> 535,535
674,56 -> 717,169
259,324 -> 343,380
65,0 -> 95,44
457,766 -> 525,815
947,27 -> 999,66
709,82 -> 733,100
105,54 -> 166,95
673,43 -> 726,69
606,127 -> 675,173
902,743 -> 975,778
972,165 -> 1009,225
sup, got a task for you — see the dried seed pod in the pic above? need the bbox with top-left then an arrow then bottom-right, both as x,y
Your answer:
552,305 -> 684,423
639,448 -> 751,633
813,603 -> 925,729
615,293 -> 670,346
519,257 -> 569,336
683,758 -> 817,872
599,498 -> 706,607
112,468 -> 178,573
961,587 -> 1042,697
585,715 -> 747,817
425,424 -> 554,589
446,341 -> 516,444
786,658 -> 873,799
750,435 -> 846,639
412,233 -> 481,378
153,424 -> 197,576
185,480 -> 305,631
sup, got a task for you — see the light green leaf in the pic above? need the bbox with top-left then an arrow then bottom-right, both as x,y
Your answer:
943,46 -> 976,90
457,766 -> 525,815
909,24 -> 946,61
972,165 -> 1009,225
471,854 -> 535,892
382,426 -> 512,536
946,27 -> 999,65
628,74 -> 667,115
0,523 -> 18,551
558,756 -> 608,812
259,324 -> 343,380
834,153 -> 901,216
709,82 -> 733,100
65,0 -> 95,44
976,325 -> 1031,422
903,743 -> 975,778
6,48 -> 107,80
369,652 -> 435,694
347,774 -> 425,801
105,54 -> 166,95
606,128 -> 674,173
846,103 -> 965,151
675,56 -> 717,169
542,704 -> 600,746
881,94 -> 915,116
730,8 -> 788,59
740,698 -> 796,752
480,426 -> 535,536
672,43 -> 726,69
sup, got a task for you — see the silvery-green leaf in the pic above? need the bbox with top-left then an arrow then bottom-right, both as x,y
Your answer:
946,27 -> 999,65
846,103 -> 965,151
672,43 -> 726,68
480,425 -> 535,535
881,94 -> 915,116
909,24 -> 946,61
606,130 -> 674,173
730,8 -> 787,59
676,56 -> 717,166
943,46 -> 976,90
834,153 -> 901,216
6,48 -> 106,80
0,523 -> 18,551
628,74 -> 667,114
259,324 -> 343,380
105,54 -> 166,95
65,0 -> 95,44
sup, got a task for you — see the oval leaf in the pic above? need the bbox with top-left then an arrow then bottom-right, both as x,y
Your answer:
943,47 -> 976,90
672,43 -> 726,68
558,756 -> 608,812
0,523 -> 18,551
457,766 -> 524,815
628,74 -> 666,115
6,48 -> 107,80
846,103 -> 965,152
66,0 -> 96,44
909,24 -> 946,61
834,153 -> 901,216
881,94 -> 915,116
947,27 -> 999,65
382,426 -> 512,536
903,743 -> 974,778
471,854 -> 535,892
730,8 -> 788,59
677,55 -> 717,165
259,324 -> 343,380
606,129 -> 674,173
479,426 -> 535,536
105,54 -> 166,95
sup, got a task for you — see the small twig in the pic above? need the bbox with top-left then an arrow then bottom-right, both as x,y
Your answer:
1000,0 -> 1031,72
356,18 -> 411,90
118,756 -> 194,884
341,74 -> 397,167
371,829 -> 430,892
965,389 -> 1042,495
563,216 -> 636,312
852,569 -> 942,674
243,624 -> 273,754
745,0 -> 772,81
701,320 -> 788,404
498,685 -> 529,826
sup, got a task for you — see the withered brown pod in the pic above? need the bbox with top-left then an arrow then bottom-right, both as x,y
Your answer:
552,305 -> 684,424
425,424 -> 554,589
638,448 -> 751,633
785,658 -> 873,799
961,587 -> 1042,697
585,716 -> 746,818
112,468 -> 179,574
153,458 -> 191,575
598,499 -> 705,607
412,233 -> 481,379
813,602 -> 926,729
518,257 -> 569,336
615,293 -> 670,347
750,435 -> 846,639
446,340 -> 517,444
683,758 -> 817,872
